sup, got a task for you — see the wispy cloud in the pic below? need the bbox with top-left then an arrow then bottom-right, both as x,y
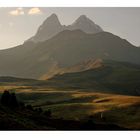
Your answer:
9,8 -> 24,16
9,8 -> 43,16
28,8 -> 42,15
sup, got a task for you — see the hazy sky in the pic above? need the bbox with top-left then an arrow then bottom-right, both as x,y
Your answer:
0,7 -> 140,50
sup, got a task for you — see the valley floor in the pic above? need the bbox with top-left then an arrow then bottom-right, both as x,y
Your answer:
0,85 -> 139,130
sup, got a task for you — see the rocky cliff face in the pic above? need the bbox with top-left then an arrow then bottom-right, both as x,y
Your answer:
27,14 -> 103,43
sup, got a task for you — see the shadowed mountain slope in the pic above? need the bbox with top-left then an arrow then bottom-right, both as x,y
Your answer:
0,30 -> 140,79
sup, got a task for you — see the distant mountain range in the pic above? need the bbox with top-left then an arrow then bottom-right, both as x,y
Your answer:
0,14 -> 140,80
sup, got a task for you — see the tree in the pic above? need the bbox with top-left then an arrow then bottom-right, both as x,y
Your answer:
10,93 -> 18,108
26,104 -> 33,111
38,107 -> 43,114
0,90 -> 19,108
19,101 -> 25,109
1,90 -> 11,106
44,109 -> 52,118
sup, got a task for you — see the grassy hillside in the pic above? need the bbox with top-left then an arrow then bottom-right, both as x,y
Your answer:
15,91 -> 140,130
46,60 -> 140,95
0,91 -> 130,130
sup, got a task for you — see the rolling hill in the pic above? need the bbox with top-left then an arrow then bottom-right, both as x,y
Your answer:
0,59 -> 140,96
46,59 -> 140,95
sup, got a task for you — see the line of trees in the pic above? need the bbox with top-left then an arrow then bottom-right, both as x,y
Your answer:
0,90 -> 52,117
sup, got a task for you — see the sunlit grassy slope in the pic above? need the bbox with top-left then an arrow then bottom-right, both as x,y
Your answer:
0,87 -> 140,129
46,60 -> 140,95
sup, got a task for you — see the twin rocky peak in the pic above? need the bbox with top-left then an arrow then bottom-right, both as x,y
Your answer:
27,13 -> 103,43
1,13 -> 140,80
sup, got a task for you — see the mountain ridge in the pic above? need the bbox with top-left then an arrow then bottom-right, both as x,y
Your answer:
27,13 -> 103,43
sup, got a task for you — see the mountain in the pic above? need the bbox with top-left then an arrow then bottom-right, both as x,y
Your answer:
0,29 -> 140,79
0,14 -> 140,79
28,14 -> 64,42
27,14 -> 103,43
67,15 -> 103,34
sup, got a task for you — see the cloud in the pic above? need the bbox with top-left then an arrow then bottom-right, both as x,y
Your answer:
28,8 -> 42,15
9,8 -> 24,16
9,7 -> 43,16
